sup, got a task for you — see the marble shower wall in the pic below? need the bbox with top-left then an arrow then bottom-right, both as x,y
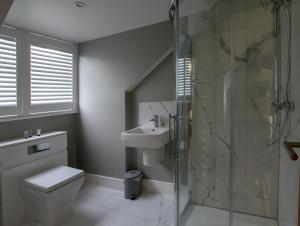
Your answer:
278,1 -> 300,225
189,0 -> 279,218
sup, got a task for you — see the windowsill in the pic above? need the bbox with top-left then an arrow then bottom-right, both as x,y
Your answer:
0,110 -> 78,123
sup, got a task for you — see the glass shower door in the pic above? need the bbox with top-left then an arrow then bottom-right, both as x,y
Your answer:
175,0 -> 232,225
174,0 -> 279,226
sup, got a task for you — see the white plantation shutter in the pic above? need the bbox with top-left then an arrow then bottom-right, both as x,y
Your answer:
178,57 -> 192,97
29,37 -> 75,113
0,34 -> 17,116
0,26 -> 77,120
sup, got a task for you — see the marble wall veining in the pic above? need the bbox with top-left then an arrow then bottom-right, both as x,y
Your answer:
138,101 -> 176,127
189,0 -> 279,219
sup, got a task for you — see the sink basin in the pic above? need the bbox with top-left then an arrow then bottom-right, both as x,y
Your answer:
121,125 -> 169,149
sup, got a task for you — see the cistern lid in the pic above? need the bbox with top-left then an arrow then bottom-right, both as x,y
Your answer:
23,166 -> 84,192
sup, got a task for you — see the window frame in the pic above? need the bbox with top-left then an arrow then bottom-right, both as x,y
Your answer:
0,25 -> 78,122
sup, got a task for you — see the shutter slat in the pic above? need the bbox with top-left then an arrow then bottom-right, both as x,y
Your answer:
31,58 -> 73,68
31,67 -> 72,75
0,54 -> 16,61
31,63 -> 72,72
0,97 -> 16,102
31,50 -> 72,61
32,80 -> 72,85
0,84 -> 16,88
0,43 -> 16,51
0,87 -> 16,91
32,92 -> 72,97
0,49 -> 16,56
31,84 -> 72,88
31,71 -> 72,78
0,78 -> 16,83
32,96 -> 72,100
0,38 -> 16,46
32,88 -> 72,92
32,55 -> 72,65
0,73 -> 16,79
31,99 -> 72,104
31,46 -> 72,57
0,63 -> 16,70
0,59 -> 17,65
0,93 -> 17,97
32,75 -> 72,82
0,102 -> 16,106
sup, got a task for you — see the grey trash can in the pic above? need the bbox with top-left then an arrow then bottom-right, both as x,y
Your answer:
124,170 -> 143,200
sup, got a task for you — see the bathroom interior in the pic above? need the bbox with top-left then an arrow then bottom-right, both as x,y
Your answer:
0,0 -> 299,226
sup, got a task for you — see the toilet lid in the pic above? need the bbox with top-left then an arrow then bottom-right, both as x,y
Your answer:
23,166 -> 84,193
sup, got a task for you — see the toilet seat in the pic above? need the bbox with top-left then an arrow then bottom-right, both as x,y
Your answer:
23,166 -> 84,193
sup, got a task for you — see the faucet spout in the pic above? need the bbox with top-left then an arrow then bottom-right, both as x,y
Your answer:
150,115 -> 159,128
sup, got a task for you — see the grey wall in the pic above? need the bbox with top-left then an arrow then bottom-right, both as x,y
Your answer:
0,114 -> 78,166
126,54 -> 175,182
78,21 -> 174,179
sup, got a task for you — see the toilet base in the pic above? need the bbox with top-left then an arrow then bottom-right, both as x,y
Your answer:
21,176 -> 84,226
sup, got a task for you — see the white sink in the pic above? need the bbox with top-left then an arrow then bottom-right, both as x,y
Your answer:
121,125 -> 169,149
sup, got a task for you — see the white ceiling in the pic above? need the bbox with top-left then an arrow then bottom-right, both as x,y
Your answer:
4,0 -> 210,43
4,0 -> 171,43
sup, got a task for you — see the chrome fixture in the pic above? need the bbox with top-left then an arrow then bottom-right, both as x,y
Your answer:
169,114 -> 177,159
169,0 -> 176,22
150,115 -> 159,128
267,0 -> 293,146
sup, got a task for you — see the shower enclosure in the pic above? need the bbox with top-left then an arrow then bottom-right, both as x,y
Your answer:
173,0 -> 291,225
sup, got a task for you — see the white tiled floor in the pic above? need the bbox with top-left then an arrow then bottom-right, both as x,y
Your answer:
23,184 -> 278,226
62,183 -> 174,226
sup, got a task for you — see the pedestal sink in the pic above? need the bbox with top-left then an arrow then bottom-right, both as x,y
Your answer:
121,125 -> 169,165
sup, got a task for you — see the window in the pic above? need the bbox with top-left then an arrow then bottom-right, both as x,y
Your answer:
177,57 -> 192,97
30,38 -> 75,113
0,26 -> 78,120
0,28 -> 17,117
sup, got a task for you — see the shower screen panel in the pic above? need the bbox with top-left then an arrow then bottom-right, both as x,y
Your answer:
175,0 -> 279,226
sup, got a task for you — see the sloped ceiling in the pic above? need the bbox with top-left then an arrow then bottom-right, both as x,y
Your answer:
0,0 -> 14,26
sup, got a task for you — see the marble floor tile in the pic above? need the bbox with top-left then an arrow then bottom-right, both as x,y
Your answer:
95,211 -> 168,226
118,192 -> 173,224
62,202 -> 110,226
23,184 -> 277,226
62,183 -> 173,226
76,184 -> 125,211
183,205 -> 277,226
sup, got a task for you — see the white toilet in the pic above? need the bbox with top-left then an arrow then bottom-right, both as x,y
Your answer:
21,165 -> 84,226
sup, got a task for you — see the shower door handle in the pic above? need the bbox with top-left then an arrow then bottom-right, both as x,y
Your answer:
169,114 -> 177,160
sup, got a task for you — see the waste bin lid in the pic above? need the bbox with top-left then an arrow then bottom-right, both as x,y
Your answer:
124,170 -> 142,180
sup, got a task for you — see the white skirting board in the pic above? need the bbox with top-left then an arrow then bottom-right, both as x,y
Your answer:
85,173 -> 174,195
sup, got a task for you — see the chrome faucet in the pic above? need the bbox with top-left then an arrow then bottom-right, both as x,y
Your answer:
150,115 -> 159,128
